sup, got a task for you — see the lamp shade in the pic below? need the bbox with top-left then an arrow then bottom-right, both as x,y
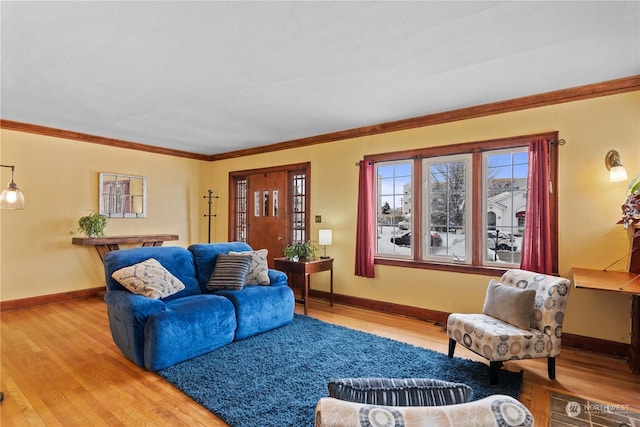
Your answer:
0,180 -> 25,209
318,229 -> 333,246
610,165 -> 628,182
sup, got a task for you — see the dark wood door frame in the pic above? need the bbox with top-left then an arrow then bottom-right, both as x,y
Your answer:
228,162 -> 311,263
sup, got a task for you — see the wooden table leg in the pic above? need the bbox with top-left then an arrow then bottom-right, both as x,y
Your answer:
95,244 -> 120,262
330,266 -> 334,307
142,241 -> 165,247
304,273 -> 310,315
630,294 -> 640,373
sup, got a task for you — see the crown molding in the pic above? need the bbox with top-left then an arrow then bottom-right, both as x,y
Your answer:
2,75 -> 639,161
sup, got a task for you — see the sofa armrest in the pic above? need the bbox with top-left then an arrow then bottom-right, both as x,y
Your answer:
104,289 -> 166,325
315,395 -> 533,427
268,269 -> 288,287
103,289 -> 166,367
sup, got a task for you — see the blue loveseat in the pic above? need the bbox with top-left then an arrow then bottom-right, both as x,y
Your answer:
103,242 -> 295,371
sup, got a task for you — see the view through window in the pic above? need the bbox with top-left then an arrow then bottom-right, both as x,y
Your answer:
375,142 -> 532,269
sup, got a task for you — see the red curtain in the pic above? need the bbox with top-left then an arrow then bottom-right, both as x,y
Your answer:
520,139 -> 553,274
355,160 -> 376,278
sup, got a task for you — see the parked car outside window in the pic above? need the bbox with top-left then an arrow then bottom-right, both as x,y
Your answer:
391,231 -> 442,247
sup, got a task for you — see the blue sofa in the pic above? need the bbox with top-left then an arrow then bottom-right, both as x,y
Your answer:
103,242 -> 295,371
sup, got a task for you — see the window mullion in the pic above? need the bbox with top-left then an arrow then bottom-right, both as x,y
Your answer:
471,151 -> 483,266
413,158 -> 422,261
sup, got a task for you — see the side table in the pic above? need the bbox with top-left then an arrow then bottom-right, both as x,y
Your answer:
572,267 -> 640,373
72,234 -> 179,262
274,257 -> 333,315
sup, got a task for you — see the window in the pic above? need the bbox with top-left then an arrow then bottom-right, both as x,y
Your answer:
370,132 -> 558,274
483,149 -> 529,265
376,162 -> 412,257
424,154 -> 472,263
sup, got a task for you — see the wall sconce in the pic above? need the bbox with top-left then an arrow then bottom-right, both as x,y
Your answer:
318,229 -> 332,259
0,164 -> 25,209
605,150 -> 628,182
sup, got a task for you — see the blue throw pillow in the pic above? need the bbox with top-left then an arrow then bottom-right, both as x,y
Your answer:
328,378 -> 473,407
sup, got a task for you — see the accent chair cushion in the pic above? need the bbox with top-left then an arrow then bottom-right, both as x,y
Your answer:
207,254 -> 252,290
111,258 -> 186,299
483,279 -> 536,330
327,378 -> 473,407
228,249 -> 270,285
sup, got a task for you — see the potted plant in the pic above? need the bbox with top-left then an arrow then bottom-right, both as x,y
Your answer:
296,240 -> 317,260
283,244 -> 299,261
283,240 -> 318,261
78,211 -> 108,237
618,175 -> 640,229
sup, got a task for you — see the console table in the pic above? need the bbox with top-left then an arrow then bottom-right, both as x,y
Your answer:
274,257 -> 333,315
572,267 -> 640,373
72,234 -> 179,262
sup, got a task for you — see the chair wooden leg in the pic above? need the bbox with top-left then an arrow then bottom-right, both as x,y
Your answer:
489,361 -> 503,385
548,357 -> 556,380
448,338 -> 456,358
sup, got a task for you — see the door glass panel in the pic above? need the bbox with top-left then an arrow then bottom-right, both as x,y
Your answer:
234,177 -> 248,242
292,173 -> 306,244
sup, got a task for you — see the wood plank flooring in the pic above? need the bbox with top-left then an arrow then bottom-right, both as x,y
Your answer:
1,296 -> 638,426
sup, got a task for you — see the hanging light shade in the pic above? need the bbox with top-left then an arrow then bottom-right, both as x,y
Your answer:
0,165 -> 25,209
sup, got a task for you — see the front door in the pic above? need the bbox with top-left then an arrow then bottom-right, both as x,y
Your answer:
229,163 -> 310,268
246,171 -> 288,266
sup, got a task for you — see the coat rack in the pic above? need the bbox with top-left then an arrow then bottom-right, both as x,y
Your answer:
203,189 -> 219,243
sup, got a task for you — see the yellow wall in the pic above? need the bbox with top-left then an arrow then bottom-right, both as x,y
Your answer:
0,132 -> 209,300
208,91 -> 640,344
1,91 -> 639,344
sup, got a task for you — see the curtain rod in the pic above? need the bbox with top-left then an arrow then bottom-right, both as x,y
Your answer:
356,138 -> 567,166
550,139 -> 566,146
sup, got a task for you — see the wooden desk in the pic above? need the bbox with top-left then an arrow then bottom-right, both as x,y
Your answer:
274,257 -> 333,315
572,267 -> 640,373
72,234 -> 179,262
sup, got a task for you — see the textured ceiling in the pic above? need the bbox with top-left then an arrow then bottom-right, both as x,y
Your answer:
1,1 -> 639,156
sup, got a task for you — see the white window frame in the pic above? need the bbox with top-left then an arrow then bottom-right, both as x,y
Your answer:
374,160 -> 414,259
422,154 -> 473,264
481,147 -> 529,267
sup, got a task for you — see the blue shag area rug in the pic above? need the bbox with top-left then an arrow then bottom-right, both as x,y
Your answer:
157,314 -> 523,427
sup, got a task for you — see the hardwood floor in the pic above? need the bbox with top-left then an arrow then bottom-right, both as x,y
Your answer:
1,296 -> 639,426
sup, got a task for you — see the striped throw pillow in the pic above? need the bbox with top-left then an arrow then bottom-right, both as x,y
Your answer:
207,254 -> 252,291
328,378 -> 473,407
228,249 -> 270,285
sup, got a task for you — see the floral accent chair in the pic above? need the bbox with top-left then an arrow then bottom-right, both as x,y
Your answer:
447,269 -> 571,384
